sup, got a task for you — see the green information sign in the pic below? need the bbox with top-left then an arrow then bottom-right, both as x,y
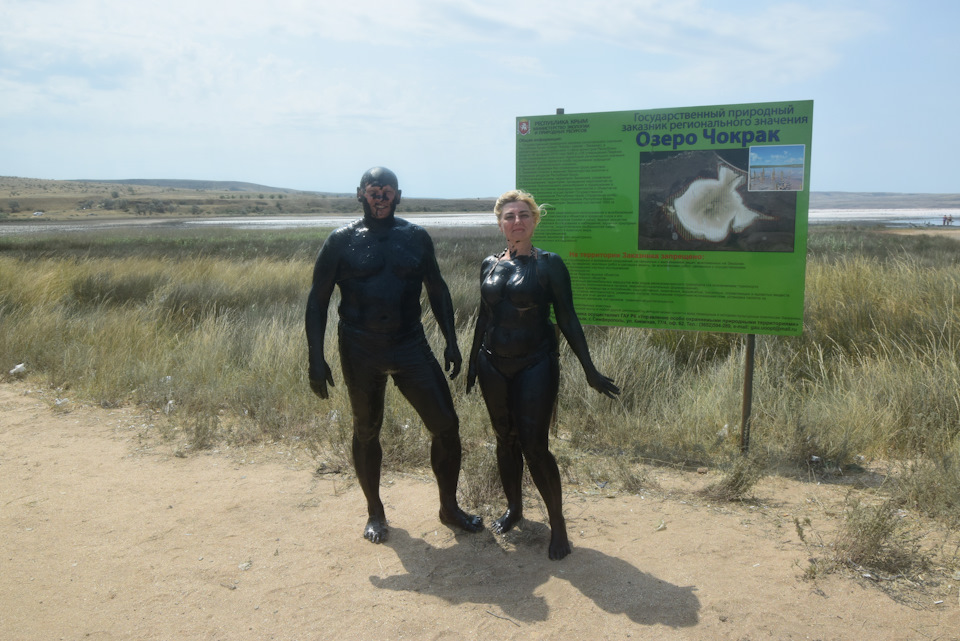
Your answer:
516,100 -> 813,335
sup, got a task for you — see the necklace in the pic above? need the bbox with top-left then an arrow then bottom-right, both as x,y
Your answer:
506,245 -> 534,259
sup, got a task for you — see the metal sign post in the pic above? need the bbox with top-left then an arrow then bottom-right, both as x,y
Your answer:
740,334 -> 756,453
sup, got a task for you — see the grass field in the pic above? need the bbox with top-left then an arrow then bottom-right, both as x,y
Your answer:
2,223 -> 960,569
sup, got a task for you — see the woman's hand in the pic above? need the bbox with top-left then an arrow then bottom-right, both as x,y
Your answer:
586,369 -> 620,399
465,361 -> 478,394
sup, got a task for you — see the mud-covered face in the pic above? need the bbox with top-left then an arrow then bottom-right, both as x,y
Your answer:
359,184 -> 400,219
357,168 -> 402,221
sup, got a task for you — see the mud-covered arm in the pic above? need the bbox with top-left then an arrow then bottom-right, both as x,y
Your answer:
421,230 -> 462,378
304,232 -> 341,399
544,253 -> 620,398
466,256 -> 497,393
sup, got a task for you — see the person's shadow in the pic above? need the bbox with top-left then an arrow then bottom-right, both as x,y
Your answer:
369,526 -> 699,626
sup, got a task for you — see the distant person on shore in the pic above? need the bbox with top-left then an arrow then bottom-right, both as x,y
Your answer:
305,166 -> 483,544
466,189 -> 620,560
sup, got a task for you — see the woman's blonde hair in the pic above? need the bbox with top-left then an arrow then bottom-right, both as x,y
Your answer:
494,189 -> 544,224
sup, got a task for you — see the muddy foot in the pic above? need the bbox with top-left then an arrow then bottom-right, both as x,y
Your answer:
439,506 -> 483,533
363,516 -> 388,543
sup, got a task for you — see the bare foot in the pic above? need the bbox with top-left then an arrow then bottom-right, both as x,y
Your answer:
548,530 -> 571,560
363,516 -> 388,543
491,508 -> 522,535
439,506 -> 483,533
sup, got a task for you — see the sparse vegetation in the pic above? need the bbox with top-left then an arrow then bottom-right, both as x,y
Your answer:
698,452 -> 766,502
795,495 -> 931,590
833,497 -> 926,577
3,218 -> 960,586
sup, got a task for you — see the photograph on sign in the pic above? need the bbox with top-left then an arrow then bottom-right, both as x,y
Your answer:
637,148 -> 801,253
748,145 -> 806,191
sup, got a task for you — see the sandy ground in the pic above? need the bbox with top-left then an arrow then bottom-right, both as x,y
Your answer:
1,382 -> 959,641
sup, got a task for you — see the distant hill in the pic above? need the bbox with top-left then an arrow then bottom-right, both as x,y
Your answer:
73,181 -> 960,209
73,178 -> 351,197
0,176 -> 495,218
73,178 -> 960,209
7,176 -> 960,206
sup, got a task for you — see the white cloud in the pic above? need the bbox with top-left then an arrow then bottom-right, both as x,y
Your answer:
2,0 -> 953,194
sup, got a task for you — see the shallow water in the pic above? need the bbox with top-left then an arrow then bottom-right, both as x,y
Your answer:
808,208 -> 960,228
0,213 -> 496,236
3,209 -> 960,236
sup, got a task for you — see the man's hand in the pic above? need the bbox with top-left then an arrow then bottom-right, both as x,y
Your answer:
308,359 -> 335,399
444,344 -> 462,379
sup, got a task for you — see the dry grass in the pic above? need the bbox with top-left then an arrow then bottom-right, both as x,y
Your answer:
697,453 -> 766,502
2,226 -> 960,542
795,495 -> 932,588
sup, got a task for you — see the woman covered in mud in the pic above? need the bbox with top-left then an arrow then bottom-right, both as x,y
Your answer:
466,189 -> 620,560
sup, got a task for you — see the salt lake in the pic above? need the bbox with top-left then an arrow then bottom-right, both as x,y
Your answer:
3,209 -> 960,236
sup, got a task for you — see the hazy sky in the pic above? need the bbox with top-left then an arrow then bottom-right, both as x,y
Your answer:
1,0 -> 955,197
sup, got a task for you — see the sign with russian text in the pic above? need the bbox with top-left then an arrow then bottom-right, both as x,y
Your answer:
517,100 -> 813,335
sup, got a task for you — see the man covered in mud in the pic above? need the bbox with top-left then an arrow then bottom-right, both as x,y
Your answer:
305,166 -> 483,544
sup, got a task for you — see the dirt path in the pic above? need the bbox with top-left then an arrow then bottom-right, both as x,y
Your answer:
1,383 -> 957,640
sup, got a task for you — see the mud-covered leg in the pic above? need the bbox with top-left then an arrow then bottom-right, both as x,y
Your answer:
492,435 -> 524,534
354,430 -> 388,543
523,445 -> 570,559
341,338 -> 390,544
477,351 -> 524,534
517,354 -> 569,559
395,349 -> 482,533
